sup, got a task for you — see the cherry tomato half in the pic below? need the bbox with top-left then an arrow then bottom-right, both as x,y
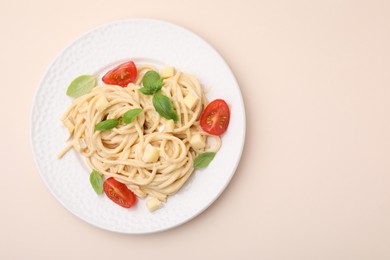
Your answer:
102,61 -> 137,87
103,177 -> 137,208
200,99 -> 230,136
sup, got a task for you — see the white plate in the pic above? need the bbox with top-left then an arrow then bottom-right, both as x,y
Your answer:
31,19 -> 245,234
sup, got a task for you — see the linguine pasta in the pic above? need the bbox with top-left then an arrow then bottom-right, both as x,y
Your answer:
58,65 -> 221,204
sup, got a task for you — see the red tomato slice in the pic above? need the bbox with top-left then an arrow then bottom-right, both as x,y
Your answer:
102,61 -> 137,87
200,99 -> 230,136
103,177 -> 137,208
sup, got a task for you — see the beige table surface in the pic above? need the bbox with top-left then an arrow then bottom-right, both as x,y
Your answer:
1,0 -> 390,259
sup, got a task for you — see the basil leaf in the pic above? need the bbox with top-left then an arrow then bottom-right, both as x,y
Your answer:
194,152 -> 216,169
143,71 -> 163,90
139,87 -> 157,95
122,108 -> 142,124
139,71 -> 163,95
95,119 -> 120,131
152,93 -> 178,121
66,75 -> 97,98
90,170 -> 103,194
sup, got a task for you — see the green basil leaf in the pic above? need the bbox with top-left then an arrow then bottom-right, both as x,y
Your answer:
152,93 -> 178,121
66,75 -> 97,98
95,119 -> 120,131
194,152 -> 216,169
139,71 -> 163,95
139,87 -> 157,95
90,170 -> 104,194
122,108 -> 142,124
143,71 -> 163,90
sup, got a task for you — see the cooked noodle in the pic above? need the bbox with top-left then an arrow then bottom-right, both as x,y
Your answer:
58,65 -> 221,203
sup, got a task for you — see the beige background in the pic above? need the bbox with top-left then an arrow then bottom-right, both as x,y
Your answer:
1,0 -> 390,259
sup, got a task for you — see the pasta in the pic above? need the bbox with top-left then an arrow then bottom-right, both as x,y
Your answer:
58,65 -> 221,206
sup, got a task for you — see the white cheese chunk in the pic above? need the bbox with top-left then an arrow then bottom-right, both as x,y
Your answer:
160,67 -> 175,78
190,134 -> 206,150
96,96 -> 110,112
163,119 -> 175,132
142,144 -> 159,163
147,198 -> 163,212
63,119 -> 74,134
183,91 -> 199,110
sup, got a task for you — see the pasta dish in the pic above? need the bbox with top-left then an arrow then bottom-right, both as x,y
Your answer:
58,61 -> 230,211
